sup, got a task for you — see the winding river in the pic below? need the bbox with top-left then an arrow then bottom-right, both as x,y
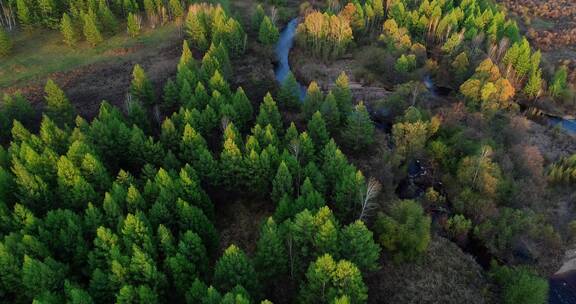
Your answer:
274,19 -> 575,136
274,18 -> 307,100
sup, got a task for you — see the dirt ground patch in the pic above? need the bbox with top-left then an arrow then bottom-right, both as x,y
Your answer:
1,31 -> 183,120
215,198 -> 274,255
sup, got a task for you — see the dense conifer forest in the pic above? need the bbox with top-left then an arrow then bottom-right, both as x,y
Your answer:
0,0 -> 575,303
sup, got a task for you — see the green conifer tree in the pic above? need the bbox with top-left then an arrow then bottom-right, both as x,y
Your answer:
271,161 -> 293,203
278,72 -> 301,110
258,16 -> 279,45
98,0 -> 118,34
340,220 -> 380,271
308,111 -> 330,150
303,81 -> 324,119
255,217 -> 288,283
60,13 -> 77,47
0,27 -> 12,57
320,91 -> 340,132
333,72 -> 353,121
232,87 -> 253,131
298,254 -> 367,303
256,93 -> 282,132
16,0 -> 33,30
44,79 -> 76,127
83,11 -> 103,46
214,245 -> 260,296
127,13 -> 140,37
252,4 -> 265,31
341,102 -> 374,153
130,64 -> 155,106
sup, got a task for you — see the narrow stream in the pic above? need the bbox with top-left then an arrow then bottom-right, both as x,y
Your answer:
424,75 -> 576,135
274,18 -> 307,100
548,116 -> 576,135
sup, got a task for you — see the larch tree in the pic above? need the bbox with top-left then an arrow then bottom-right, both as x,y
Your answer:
256,93 -> 282,133
83,11 -> 103,46
60,13 -> 77,47
16,0 -> 33,30
333,72 -> 353,120
258,16 -> 279,46
303,81 -> 324,119
130,64 -> 155,107
44,79 -> 76,127
169,0 -> 184,20
127,13 -> 141,38
298,254 -> 368,304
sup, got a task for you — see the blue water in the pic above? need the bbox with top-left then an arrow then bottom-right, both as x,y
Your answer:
274,18 -> 307,100
548,116 -> 576,135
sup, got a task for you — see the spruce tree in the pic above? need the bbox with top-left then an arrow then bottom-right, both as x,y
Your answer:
341,102 -> 374,153
162,79 -> 179,110
255,217 -> 288,283
16,0 -> 33,30
278,72 -> 301,110
83,11 -> 103,46
258,16 -> 279,45
127,13 -> 140,38
308,111 -> 330,150
256,93 -> 283,133
232,87 -> 253,131
130,64 -> 155,106
271,161 -> 293,203
320,91 -> 340,132
340,220 -> 381,271
98,0 -> 118,34
0,27 -> 12,57
252,4 -> 265,31
60,13 -> 77,47
44,79 -> 76,127
214,245 -> 260,296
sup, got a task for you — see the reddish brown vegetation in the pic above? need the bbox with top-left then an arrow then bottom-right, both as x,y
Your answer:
501,0 -> 576,50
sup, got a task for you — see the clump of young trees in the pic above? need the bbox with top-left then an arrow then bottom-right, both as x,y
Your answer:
185,3 -> 246,57
0,31 -> 394,303
296,10 -> 353,60
460,58 -> 516,113
548,153 -> 576,184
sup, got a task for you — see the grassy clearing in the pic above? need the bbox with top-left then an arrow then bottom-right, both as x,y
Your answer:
0,24 -> 179,88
